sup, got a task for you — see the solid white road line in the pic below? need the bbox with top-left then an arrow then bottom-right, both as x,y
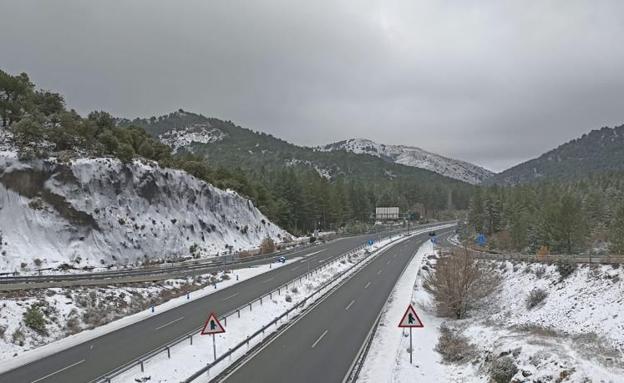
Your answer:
221,292 -> 239,301
155,316 -> 184,331
311,330 -> 329,348
345,300 -> 355,311
364,282 -> 371,289
31,359 -> 85,383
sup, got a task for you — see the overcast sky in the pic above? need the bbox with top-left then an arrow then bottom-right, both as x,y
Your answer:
1,1 -> 623,171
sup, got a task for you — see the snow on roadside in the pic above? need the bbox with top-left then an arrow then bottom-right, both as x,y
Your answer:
449,261 -> 624,382
117,245 -> 376,382
0,260 -> 293,372
359,239 -> 454,383
360,240 -> 624,383
115,230 -> 442,383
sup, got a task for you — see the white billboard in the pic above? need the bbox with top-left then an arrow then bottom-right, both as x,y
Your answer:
376,207 -> 400,220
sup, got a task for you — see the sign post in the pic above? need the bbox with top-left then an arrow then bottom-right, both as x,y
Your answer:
398,304 -> 424,364
201,313 -> 226,361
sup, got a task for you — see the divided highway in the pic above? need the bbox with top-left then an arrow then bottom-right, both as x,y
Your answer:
0,224 -> 443,383
219,230 -> 450,383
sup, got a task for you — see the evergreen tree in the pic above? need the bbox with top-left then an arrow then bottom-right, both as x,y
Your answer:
609,204 -> 624,255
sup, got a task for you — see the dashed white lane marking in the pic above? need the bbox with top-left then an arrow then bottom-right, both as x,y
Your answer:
31,359 -> 85,383
345,300 -> 356,311
364,282 -> 371,289
221,292 -> 239,301
155,316 -> 184,330
311,330 -> 329,348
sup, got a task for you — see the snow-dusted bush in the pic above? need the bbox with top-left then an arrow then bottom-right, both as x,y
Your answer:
525,288 -> 548,309
534,265 -> 546,278
435,325 -> 475,363
23,305 -> 47,335
489,356 -> 518,383
285,295 -> 292,303
556,259 -> 577,280
12,328 -> 25,345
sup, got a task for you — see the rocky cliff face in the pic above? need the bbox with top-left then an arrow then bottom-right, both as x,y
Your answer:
0,156 -> 288,272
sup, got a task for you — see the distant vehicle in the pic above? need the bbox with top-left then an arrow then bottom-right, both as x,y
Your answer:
277,256 -> 286,263
428,231 -> 436,237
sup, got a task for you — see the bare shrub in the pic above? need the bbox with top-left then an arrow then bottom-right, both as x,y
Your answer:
260,237 -> 276,254
526,288 -> 548,309
556,259 -> 577,280
0,325 -> 6,340
285,295 -> 292,303
534,265 -> 546,279
290,286 -> 299,294
423,249 -> 500,319
435,324 -> 475,363
489,356 -> 518,383
239,250 -> 253,258
65,316 -> 81,335
12,328 -> 25,346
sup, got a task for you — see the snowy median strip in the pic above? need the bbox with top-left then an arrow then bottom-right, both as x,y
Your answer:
0,261 -> 294,374
114,226 -> 452,383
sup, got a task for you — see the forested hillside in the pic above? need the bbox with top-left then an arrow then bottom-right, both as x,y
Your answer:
122,111 -> 475,232
466,172 -> 624,255
490,125 -> 624,185
1,69 -> 472,237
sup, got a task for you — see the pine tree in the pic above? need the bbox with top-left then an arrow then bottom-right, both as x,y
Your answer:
609,204 -> 624,255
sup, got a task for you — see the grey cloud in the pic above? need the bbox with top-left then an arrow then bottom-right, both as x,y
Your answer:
1,0 -> 623,172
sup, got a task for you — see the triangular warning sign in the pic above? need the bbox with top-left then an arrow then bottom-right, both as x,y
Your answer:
398,304 -> 424,328
201,313 -> 226,335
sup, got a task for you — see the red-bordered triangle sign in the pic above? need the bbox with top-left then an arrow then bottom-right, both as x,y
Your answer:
398,304 -> 424,328
201,313 -> 226,335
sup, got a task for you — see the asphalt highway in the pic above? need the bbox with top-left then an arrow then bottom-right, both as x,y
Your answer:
0,224 -> 443,383
220,230 -> 445,383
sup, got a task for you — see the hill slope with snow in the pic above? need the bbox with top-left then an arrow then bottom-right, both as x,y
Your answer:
0,155 -> 288,272
319,139 -> 494,184
489,124 -> 624,185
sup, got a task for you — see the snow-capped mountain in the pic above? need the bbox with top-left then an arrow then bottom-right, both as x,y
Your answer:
0,155 -> 289,272
319,139 -> 494,184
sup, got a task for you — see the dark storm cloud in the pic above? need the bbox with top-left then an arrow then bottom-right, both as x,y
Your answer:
1,0 -> 624,172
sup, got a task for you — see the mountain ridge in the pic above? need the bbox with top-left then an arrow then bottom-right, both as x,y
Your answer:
318,138 -> 494,184
489,124 -> 624,185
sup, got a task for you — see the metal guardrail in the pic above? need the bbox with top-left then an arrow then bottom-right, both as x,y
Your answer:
95,237 -> 387,383
469,251 -> 624,265
185,234 -> 414,383
1,226 -> 417,286
95,224 -> 452,382
446,235 -> 624,265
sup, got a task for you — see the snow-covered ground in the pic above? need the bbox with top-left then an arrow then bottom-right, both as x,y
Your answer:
360,241 -> 624,382
319,138 -> 494,184
0,156 -> 289,272
0,260 -> 293,371
159,125 -> 225,153
115,234 -> 407,382
359,239 -> 451,382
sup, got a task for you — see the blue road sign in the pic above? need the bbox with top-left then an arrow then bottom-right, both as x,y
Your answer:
368,239 -> 374,246
476,233 -> 487,246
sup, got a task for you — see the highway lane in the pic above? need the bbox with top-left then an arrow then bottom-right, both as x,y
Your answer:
0,224 -> 440,383
220,230 -> 447,383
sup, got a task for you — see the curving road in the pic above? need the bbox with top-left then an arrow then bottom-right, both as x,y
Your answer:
0,224 -> 445,383
218,229 -> 451,383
